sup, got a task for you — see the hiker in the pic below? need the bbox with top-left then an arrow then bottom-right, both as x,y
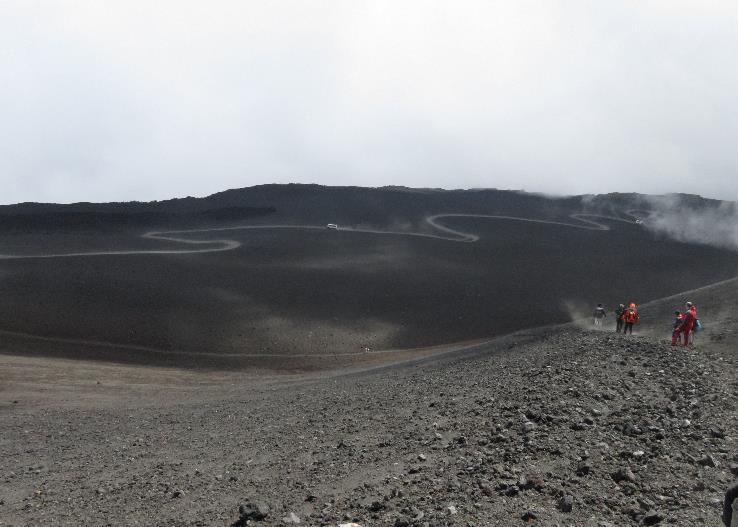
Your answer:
687,301 -> 699,346
623,303 -> 640,335
593,303 -> 607,326
679,301 -> 697,347
615,303 -> 625,333
671,310 -> 683,346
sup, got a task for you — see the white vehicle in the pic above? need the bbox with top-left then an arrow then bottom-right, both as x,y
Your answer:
635,219 -> 643,225
326,223 -> 338,229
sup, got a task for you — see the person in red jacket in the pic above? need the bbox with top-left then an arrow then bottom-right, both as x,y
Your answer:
687,302 -> 700,346
623,303 -> 640,335
679,301 -> 696,347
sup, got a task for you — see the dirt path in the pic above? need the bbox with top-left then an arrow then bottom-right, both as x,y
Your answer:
0,211 -> 642,260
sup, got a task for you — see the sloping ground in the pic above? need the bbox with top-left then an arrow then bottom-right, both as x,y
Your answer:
639,276 -> 738,341
1,321 -> 735,526
2,212 -> 738,369
3,185 -> 737,369
587,274 -> 738,347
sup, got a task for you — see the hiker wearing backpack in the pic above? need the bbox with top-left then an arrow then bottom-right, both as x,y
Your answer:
615,304 -> 625,333
623,303 -> 639,335
671,310 -> 684,346
687,302 -> 702,346
678,301 -> 697,347
679,302 -> 697,346
593,304 -> 607,326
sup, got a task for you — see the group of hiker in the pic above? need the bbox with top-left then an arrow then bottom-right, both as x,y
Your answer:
593,302 -> 640,334
592,300 -> 701,346
614,303 -> 641,335
671,301 -> 701,347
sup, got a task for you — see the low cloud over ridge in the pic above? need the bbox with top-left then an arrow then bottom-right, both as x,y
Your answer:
643,195 -> 738,252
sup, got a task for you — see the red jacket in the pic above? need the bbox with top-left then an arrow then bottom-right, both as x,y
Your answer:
624,309 -> 640,324
681,309 -> 696,330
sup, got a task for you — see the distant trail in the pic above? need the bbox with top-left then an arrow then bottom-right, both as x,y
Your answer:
1,208 -> 704,362
0,211 -> 643,260
0,327 -> 421,359
423,213 -> 639,242
0,210 -> 643,358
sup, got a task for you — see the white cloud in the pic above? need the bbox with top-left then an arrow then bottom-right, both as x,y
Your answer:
643,195 -> 738,250
1,1 -> 736,203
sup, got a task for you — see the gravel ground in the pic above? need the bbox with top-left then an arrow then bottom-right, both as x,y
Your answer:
1,326 -> 736,526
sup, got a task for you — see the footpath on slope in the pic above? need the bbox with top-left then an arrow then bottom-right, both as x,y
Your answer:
0,211 -> 638,260
1,325 -> 736,526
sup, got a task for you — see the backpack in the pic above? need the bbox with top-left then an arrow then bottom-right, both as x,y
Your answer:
695,319 -> 703,332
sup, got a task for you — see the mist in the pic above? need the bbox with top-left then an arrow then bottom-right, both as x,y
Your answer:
1,1 -> 737,204
642,196 -> 738,251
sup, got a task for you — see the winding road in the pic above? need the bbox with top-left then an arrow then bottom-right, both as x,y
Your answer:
0,212 -> 642,260
0,211 -> 646,359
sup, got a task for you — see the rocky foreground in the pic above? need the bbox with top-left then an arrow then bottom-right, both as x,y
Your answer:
1,328 -> 737,526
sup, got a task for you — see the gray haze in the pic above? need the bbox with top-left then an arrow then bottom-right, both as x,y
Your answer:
1,1 -> 737,204
642,196 -> 738,251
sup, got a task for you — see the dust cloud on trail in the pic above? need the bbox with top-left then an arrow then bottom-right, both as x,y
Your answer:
641,195 -> 738,251
563,300 -> 612,331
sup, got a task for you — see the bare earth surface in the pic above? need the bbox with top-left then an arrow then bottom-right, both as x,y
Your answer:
1,316 -> 736,526
1,189 -> 737,525
3,201 -> 738,369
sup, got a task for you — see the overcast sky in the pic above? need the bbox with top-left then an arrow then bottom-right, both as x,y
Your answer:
1,1 -> 737,204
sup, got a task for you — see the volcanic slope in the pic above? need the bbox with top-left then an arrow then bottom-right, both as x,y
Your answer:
1,185 -> 738,369
1,278 -> 736,526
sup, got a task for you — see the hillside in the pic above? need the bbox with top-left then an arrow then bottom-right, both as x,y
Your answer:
1,185 -> 736,525
0,185 -> 737,370
2,309 -> 735,525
